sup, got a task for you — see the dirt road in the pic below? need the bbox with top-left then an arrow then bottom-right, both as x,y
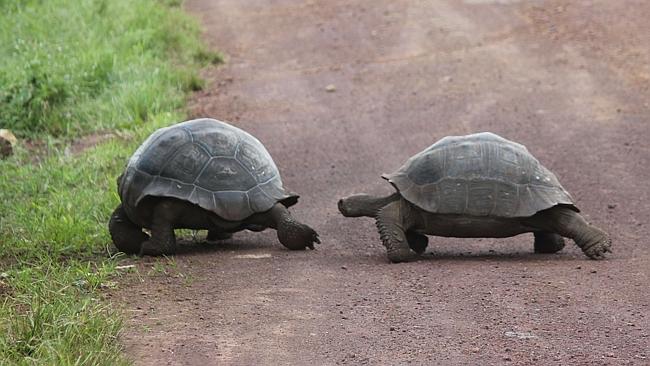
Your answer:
117,1 -> 649,364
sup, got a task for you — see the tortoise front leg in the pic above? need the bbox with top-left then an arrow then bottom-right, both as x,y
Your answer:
140,200 -> 178,256
249,203 -> 320,250
526,207 -> 611,259
533,232 -> 565,254
376,200 -> 417,263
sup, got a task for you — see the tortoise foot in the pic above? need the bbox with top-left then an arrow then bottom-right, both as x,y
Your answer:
139,240 -> 175,257
582,235 -> 612,260
386,247 -> 418,263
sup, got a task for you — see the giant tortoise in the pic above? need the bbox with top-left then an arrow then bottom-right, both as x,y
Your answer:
338,132 -> 611,262
109,118 -> 320,255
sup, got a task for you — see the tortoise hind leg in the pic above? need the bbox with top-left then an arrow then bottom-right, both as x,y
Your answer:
406,230 -> 428,255
376,200 -> 417,263
533,232 -> 565,254
109,204 -> 149,254
139,200 -> 178,256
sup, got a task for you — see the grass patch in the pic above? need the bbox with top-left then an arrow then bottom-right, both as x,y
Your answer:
0,115 -> 180,261
0,0 -> 219,363
0,261 -> 125,365
0,0 -> 222,138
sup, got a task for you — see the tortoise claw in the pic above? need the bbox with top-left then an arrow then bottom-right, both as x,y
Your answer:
307,232 -> 320,250
583,236 -> 612,260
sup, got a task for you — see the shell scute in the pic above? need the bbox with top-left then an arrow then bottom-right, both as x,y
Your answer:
195,157 -> 257,192
437,180 -> 468,213
191,126 -> 239,157
467,181 -> 496,216
406,150 -> 445,185
136,127 -> 191,175
213,191 -> 250,221
165,181 -> 195,200
160,143 -> 210,183
236,140 -> 277,183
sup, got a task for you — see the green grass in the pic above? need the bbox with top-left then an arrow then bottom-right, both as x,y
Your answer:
0,0 -> 221,138
0,0 -> 220,364
0,261 -> 124,365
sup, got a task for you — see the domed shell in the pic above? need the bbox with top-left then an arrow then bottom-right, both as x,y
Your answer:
382,132 -> 577,218
119,118 -> 297,222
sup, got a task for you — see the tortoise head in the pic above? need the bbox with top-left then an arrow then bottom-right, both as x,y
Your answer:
338,194 -> 371,217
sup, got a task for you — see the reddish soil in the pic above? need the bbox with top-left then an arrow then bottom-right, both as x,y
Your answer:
116,1 -> 649,364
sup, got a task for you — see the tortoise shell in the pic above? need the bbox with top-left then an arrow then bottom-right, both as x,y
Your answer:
382,132 -> 577,218
119,118 -> 297,222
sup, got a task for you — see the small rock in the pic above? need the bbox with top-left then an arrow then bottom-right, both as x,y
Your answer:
503,356 -> 512,361
390,327 -> 395,331
116,264 -> 136,270
100,281 -> 118,289
607,204 -> 617,209
442,76 -> 453,82
504,331 -> 536,339
591,270 -> 597,274
0,129 -> 17,158
325,84 -> 337,92
605,352 -> 615,358
73,279 -> 88,288
341,265 -> 348,270
234,254 -> 272,259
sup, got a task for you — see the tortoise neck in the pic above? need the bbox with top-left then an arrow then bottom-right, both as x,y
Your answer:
338,193 -> 400,218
